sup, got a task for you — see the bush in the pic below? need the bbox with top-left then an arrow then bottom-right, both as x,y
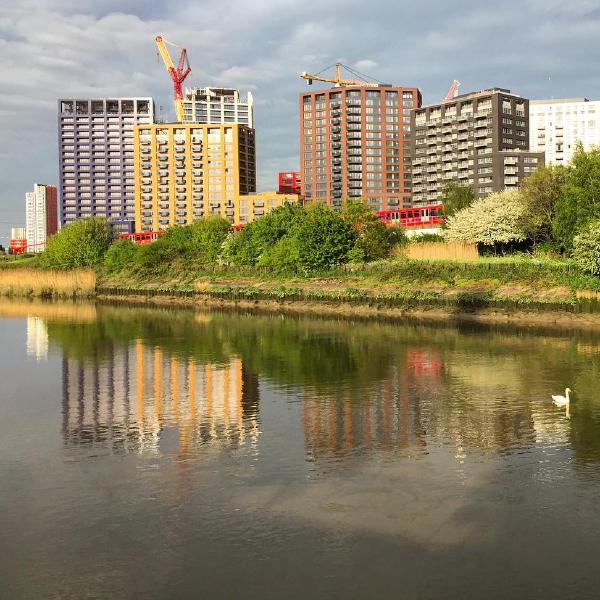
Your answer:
189,216 -> 231,264
104,238 -> 138,273
342,199 -> 391,261
573,220 -> 600,275
387,225 -> 407,248
134,236 -> 177,273
257,236 -> 300,272
296,203 -> 356,271
220,226 -> 259,266
41,217 -> 111,269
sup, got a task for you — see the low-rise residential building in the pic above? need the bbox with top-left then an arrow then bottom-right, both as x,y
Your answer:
236,192 -> 299,224
530,98 -> 600,165
25,184 -> 58,253
9,227 -> 27,255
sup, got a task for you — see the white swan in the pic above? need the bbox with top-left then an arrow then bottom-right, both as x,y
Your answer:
552,388 -> 571,407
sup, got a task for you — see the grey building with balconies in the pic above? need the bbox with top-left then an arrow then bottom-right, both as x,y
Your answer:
57,98 -> 154,227
411,88 -> 544,206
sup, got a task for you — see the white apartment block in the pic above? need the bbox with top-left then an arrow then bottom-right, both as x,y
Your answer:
26,184 -> 57,253
530,98 -> 600,165
182,87 -> 253,127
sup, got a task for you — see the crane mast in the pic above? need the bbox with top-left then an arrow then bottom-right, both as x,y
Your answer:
155,35 -> 191,122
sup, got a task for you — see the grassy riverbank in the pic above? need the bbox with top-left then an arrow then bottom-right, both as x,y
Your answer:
97,255 -> 600,309
3,255 -> 600,317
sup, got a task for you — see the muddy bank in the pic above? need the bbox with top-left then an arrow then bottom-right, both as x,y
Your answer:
95,290 -> 600,332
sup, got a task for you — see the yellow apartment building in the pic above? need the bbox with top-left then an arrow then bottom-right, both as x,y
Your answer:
236,191 -> 299,224
133,123 -> 257,231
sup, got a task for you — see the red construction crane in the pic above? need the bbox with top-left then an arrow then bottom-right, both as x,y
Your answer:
444,80 -> 461,101
155,35 -> 191,122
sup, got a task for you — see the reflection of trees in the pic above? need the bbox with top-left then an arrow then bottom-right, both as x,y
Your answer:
45,303 -> 600,464
50,306 -> 400,393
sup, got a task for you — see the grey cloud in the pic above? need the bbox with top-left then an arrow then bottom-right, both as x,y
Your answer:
1,0 -> 599,240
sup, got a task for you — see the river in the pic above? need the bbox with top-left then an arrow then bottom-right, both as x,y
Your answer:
1,300 -> 600,599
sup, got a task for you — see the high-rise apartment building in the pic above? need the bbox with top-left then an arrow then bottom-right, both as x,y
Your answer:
530,98 -> 600,165
58,98 -> 154,226
133,123 -> 256,231
412,88 -> 543,205
300,85 -> 421,211
182,87 -> 253,127
25,184 -> 58,253
278,171 -> 302,195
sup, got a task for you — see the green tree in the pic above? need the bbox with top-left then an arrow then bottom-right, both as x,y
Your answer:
443,189 -> 527,249
520,164 -> 568,247
440,182 -> 476,219
342,199 -> 391,261
103,238 -> 138,273
296,203 -> 356,271
572,219 -> 600,275
553,144 -> 600,252
41,217 -> 111,269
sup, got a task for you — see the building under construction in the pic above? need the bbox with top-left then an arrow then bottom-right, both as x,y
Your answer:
182,87 -> 254,127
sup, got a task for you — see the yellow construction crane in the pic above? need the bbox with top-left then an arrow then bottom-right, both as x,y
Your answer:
300,62 -> 384,88
155,35 -> 191,122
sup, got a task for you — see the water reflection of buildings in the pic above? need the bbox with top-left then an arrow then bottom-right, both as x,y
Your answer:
26,317 -> 48,361
302,346 -> 553,462
303,362 -> 431,460
62,340 -> 260,455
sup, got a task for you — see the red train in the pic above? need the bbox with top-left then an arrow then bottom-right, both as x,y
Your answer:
375,204 -> 444,228
118,231 -> 164,244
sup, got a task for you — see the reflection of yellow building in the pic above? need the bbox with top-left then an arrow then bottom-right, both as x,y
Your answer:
62,340 -> 260,455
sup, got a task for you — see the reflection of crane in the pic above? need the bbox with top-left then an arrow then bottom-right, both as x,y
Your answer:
155,35 -> 191,122
444,79 -> 461,100
300,62 -> 385,88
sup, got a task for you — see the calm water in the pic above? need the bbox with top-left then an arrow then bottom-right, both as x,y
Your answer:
1,301 -> 600,599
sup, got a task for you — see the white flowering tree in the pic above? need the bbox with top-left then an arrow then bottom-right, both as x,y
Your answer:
443,189 -> 527,248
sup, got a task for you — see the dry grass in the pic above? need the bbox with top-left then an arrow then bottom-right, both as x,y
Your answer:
0,268 -> 96,298
403,241 -> 479,261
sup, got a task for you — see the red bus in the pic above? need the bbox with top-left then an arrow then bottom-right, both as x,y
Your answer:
375,204 -> 444,228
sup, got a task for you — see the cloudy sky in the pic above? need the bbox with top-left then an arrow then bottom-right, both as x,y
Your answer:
1,0 -> 599,242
